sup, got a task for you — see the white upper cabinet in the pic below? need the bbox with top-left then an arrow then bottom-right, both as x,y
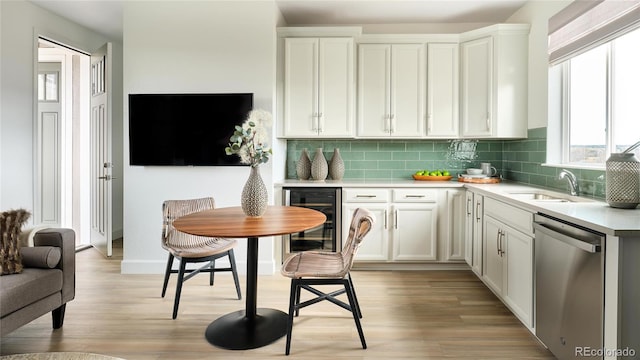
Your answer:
426,43 -> 459,137
460,25 -> 529,138
283,37 -> 355,138
357,43 -> 426,138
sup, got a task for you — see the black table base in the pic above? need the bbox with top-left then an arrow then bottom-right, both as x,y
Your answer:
204,237 -> 287,350
204,308 -> 288,350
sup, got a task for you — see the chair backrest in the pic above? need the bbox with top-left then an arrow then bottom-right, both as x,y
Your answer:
161,197 -> 215,248
341,207 -> 375,271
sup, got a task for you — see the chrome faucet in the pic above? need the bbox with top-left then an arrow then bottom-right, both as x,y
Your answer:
559,169 -> 580,196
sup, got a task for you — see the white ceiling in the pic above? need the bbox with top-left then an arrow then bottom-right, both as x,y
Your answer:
29,0 -> 529,41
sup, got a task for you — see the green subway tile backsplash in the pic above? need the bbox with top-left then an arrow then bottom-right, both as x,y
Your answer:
286,139 -> 503,181
503,127 -> 606,199
286,127 -> 607,199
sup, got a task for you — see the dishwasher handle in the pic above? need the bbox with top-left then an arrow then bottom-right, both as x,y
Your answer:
534,222 -> 601,253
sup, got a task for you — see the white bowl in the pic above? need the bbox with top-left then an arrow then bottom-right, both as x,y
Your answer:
466,168 -> 483,175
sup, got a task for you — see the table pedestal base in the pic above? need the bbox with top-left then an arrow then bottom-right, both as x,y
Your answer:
204,308 -> 288,350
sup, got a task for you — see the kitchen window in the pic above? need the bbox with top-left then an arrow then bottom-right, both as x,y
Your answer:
547,3 -> 640,169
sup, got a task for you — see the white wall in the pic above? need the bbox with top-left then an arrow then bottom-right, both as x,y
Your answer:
0,0 -> 123,239
121,1 -> 280,274
506,0 -> 571,129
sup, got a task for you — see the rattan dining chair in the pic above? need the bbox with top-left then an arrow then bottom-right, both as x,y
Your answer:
280,207 -> 375,355
161,197 -> 242,319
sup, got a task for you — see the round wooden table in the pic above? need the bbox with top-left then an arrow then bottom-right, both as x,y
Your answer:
173,206 -> 326,350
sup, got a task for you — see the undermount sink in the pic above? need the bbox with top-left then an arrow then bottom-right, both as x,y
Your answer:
509,193 -> 572,202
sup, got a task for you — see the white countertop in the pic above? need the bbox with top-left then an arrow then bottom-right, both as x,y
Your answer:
276,179 -> 640,236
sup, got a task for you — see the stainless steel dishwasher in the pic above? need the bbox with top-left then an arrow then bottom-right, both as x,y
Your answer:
534,213 -> 605,360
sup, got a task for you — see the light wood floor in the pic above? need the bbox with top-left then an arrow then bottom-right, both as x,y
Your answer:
1,244 -> 554,359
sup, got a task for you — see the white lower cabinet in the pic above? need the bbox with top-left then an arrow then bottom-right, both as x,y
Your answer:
343,203 -> 389,261
392,203 -> 437,261
481,197 -> 534,328
464,191 -> 483,276
342,187 -> 465,264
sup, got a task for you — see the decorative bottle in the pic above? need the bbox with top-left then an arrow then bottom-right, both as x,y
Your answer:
329,148 -> 345,180
295,148 -> 311,180
310,148 -> 328,181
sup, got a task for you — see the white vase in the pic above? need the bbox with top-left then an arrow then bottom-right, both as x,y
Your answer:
329,148 -> 345,180
310,148 -> 328,181
241,166 -> 268,217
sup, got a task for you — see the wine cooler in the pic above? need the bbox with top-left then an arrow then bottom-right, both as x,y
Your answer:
282,187 -> 341,258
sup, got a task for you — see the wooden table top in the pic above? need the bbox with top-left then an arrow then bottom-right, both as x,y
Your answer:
172,205 -> 327,238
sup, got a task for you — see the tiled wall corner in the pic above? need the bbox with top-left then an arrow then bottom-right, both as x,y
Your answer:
503,127 -> 606,199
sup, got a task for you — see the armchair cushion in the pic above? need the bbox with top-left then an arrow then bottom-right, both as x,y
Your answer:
1,209 -> 31,275
20,246 -> 61,269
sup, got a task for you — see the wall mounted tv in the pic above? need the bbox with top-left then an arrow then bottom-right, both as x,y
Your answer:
128,93 -> 253,166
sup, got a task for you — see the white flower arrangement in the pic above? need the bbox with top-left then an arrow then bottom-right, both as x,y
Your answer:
225,109 -> 273,167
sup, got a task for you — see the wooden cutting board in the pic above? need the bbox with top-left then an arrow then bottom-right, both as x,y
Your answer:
457,175 -> 502,184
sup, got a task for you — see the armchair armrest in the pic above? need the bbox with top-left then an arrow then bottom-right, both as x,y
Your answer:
33,228 -> 76,304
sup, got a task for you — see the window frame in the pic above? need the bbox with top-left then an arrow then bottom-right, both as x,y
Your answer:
547,27 -> 640,170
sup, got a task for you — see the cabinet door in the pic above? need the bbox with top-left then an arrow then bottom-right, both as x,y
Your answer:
503,227 -> 533,327
426,43 -> 459,137
443,189 -> 465,261
284,38 -> 319,137
318,38 -> 354,137
343,203 -> 389,261
392,203 -> 437,261
357,44 -> 391,137
464,191 -> 474,266
460,36 -> 493,137
390,44 -> 426,137
472,194 -> 484,276
482,215 -> 503,294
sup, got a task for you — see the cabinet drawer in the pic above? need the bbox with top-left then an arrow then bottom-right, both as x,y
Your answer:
484,197 -> 533,235
343,188 -> 389,203
392,189 -> 437,203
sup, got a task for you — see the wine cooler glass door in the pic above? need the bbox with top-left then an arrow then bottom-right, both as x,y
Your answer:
284,188 -> 341,255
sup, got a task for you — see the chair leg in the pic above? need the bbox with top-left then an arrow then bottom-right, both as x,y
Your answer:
294,282 -> 302,317
172,260 -> 187,319
209,259 -> 215,286
347,273 -> 362,319
285,279 -> 298,355
344,280 -> 366,349
161,254 -> 174,298
228,249 -> 242,300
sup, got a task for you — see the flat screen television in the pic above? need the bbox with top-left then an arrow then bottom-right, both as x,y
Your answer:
128,93 -> 253,166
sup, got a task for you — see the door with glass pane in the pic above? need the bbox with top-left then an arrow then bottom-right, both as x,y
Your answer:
36,62 -> 62,226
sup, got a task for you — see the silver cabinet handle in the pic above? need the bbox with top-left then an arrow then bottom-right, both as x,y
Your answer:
405,195 -> 425,198
466,197 -> 472,216
496,229 -> 501,256
356,195 -> 377,198
475,201 -> 481,221
394,209 -> 398,229
384,209 -> 388,229
390,114 -> 395,134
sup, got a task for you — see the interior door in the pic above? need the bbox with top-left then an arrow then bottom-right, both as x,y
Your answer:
90,42 -> 113,257
36,62 -> 62,226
